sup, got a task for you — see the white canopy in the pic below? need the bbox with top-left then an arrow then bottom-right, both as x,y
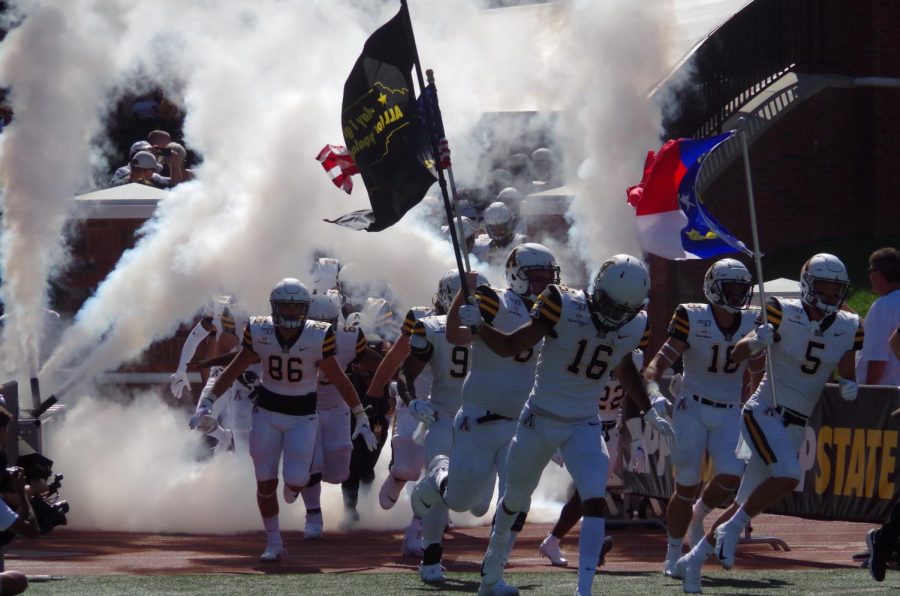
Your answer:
73,183 -> 166,219
751,277 -> 801,306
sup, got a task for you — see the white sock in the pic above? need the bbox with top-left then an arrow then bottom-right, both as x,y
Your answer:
300,483 -> 321,510
666,534 -> 682,562
722,505 -> 752,535
578,516 -> 605,594
421,500 -> 448,545
692,499 -> 713,521
263,515 -> 281,546
685,537 -> 715,566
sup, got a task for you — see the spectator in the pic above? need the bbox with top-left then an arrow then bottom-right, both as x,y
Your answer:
0,404 -> 39,595
109,151 -> 168,188
0,103 -> 12,134
109,143 -> 172,188
147,130 -> 192,184
860,248 -> 900,583
857,247 -> 900,386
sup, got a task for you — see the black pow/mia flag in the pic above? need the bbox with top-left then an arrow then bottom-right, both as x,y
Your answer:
335,7 -> 436,232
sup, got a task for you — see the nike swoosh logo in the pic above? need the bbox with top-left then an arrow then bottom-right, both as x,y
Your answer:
834,332 -> 845,336
588,421 -> 601,426
617,334 -> 628,339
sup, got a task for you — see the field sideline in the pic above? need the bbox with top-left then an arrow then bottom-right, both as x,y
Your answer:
18,569 -> 900,595
6,514 -> 897,595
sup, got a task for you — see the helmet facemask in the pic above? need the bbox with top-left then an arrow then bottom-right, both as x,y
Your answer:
271,300 -> 309,329
800,254 -> 850,315
591,287 -> 643,330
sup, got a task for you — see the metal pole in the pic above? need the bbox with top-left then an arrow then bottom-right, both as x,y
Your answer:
737,117 -> 778,407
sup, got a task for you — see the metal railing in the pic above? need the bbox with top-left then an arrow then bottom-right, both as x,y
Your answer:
660,0 -> 831,139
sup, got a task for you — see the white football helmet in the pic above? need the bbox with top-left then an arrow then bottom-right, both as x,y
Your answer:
591,254 -> 650,330
311,257 -> 341,294
496,186 -> 524,206
307,293 -> 340,326
800,253 -> 850,315
703,258 -> 753,313
505,243 -> 560,300
435,269 -> 489,314
270,278 -> 311,329
483,201 -> 515,244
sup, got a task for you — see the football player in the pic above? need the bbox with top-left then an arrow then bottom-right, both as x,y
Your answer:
458,254 -> 674,596
675,254 -> 863,593
190,278 -> 377,562
299,294 -> 381,541
643,259 -> 762,577
411,243 -> 562,582
472,202 -> 527,265
398,269 -> 487,584
538,350 -> 645,569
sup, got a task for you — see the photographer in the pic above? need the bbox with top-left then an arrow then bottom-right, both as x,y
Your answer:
0,406 -> 39,595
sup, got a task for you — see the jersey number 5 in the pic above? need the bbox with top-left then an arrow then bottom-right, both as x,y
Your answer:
269,355 -> 303,382
567,340 -> 613,380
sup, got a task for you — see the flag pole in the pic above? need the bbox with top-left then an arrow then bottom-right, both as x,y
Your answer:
399,0 -> 471,296
427,69 -> 470,273
737,117 -> 778,407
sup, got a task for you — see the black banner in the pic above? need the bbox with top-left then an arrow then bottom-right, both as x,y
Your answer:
622,385 -> 900,524
338,7 -> 436,232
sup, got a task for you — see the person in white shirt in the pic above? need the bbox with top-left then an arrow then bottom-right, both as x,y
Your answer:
857,247 -> 900,386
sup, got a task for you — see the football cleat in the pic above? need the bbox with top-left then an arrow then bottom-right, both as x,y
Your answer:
418,562 -> 446,584
597,535 -> 614,567
714,525 -> 738,570
539,534 -> 568,567
681,559 -> 702,593
411,455 -> 448,518
664,557 -> 683,578
378,474 -> 405,510
477,579 -> 520,596
304,511 -> 323,541
259,543 -> 286,562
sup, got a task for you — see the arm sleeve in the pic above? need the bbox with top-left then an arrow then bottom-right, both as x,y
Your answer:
760,296 -> 783,332
667,305 -> 690,344
409,320 -> 434,361
321,325 -> 337,359
530,284 -> 562,330
639,317 -> 651,349
475,285 -> 502,325
240,321 -> 257,355
401,308 -> 419,336
354,328 -> 367,357
853,317 -> 865,352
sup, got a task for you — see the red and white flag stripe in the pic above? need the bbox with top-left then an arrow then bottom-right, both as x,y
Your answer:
316,144 -> 359,194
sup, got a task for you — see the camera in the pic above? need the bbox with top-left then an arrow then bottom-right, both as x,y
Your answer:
155,147 -> 174,157
0,452 -> 69,537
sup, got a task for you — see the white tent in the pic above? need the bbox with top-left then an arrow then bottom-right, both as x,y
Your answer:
751,277 -> 801,306
73,183 -> 167,220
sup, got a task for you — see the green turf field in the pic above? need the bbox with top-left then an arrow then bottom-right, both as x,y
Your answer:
21,569 -> 900,595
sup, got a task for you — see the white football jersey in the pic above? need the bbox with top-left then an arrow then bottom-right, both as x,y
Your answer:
529,285 -> 649,420
242,316 -> 335,396
668,303 -> 759,404
463,285 -> 541,418
754,297 -> 863,417
598,349 -> 644,422
316,324 -> 367,409
410,314 -> 468,414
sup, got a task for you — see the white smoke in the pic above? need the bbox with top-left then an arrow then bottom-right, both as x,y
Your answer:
0,2 -> 119,379
0,0 -> 721,533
